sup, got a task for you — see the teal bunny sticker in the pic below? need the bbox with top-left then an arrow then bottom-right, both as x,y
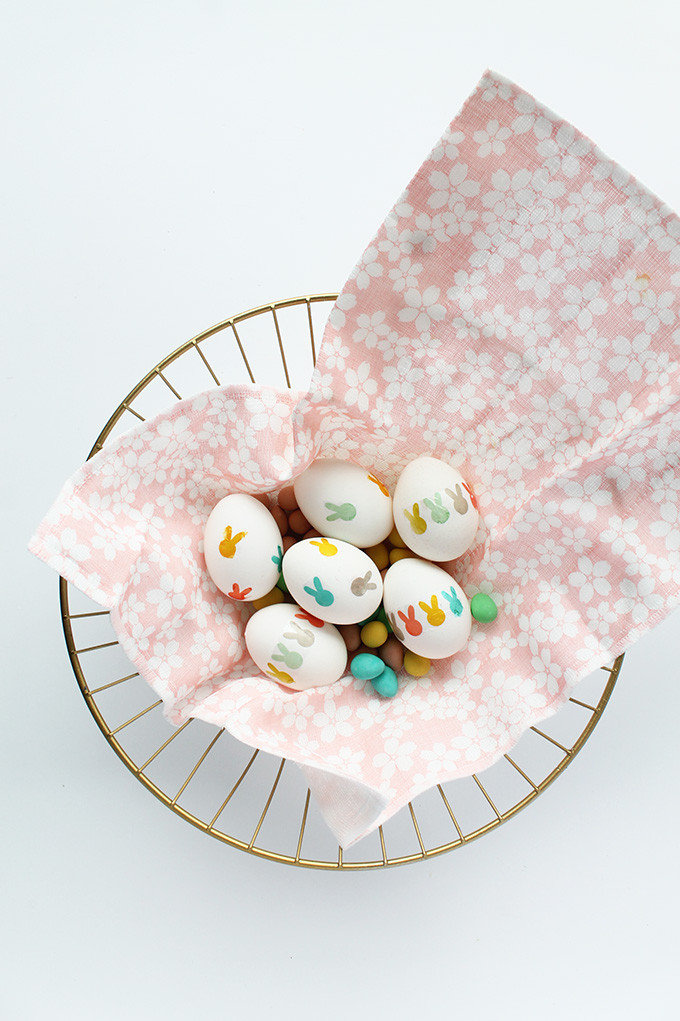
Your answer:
271,642 -> 303,669
303,576 -> 334,607
441,586 -> 463,616
423,492 -> 450,524
325,501 -> 357,522
271,544 -> 283,571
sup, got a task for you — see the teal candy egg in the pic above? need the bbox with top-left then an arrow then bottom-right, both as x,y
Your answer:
351,653 -> 385,681
371,666 -> 398,698
470,592 -> 498,622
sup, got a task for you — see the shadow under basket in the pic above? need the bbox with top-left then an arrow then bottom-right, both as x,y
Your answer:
59,292 -> 622,870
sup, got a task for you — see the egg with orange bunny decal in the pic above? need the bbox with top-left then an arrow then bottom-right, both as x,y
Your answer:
293,457 -> 393,547
203,493 -> 283,601
392,455 -> 479,561
245,602 -> 348,691
382,558 -> 471,658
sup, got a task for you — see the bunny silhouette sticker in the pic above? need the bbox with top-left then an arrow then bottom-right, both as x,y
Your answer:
295,609 -> 325,628
388,611 -> 405,641
441,586 -> 463,616
367,473 -> 389,497
403,503 -> 427,535
350,572 -> 377,596
271,642 -> 303,670
419,595 -> 445,626
271,544 -> 283,571
325,501 -> 357,522
444,485 -> 468,515
310,538 -> 338,557
283,621 -> 315,647
462,480 -> 478,510
303,577 -> 334,607
219,525 -> 247,558
423,492 -> 450,524
266,663 -> 295,685
398,606 -> 423,636
228,582 -> 252,600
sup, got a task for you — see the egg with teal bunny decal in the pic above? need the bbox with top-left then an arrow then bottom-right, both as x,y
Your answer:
392,455 -> 479,561
382,558 -> 471,659
245,602 -> 347,691
282,536 -> 383,625
293,457 -> 393,547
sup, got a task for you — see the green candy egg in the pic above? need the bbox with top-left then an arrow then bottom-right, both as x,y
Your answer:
371,666 -> 398,698
351,653 -> 385,681
470,592 -> 498,623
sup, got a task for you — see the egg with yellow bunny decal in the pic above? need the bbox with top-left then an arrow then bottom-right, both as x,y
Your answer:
245,602 -> 348,690
382,558 -> 471,659
282,536 -> 383,625
203,493 -> 283,601
393,455 -> 479,561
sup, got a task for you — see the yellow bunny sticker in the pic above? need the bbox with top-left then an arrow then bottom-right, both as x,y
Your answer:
403,503 -> 427,535
219,524 -> 247,558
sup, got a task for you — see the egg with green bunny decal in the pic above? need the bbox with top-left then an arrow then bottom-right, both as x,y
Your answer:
245,602 -> 348,690
382,558 -> 472,659
282,536 -> 383,625
293,458 -> 393,547
392,455 -> 480,561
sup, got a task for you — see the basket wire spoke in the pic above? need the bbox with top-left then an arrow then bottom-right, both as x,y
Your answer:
59,294 -> 621,869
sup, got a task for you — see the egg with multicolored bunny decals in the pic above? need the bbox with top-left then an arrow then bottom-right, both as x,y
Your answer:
203,494 -> 283,601
293,458 -> 393,547
382,558 -> 471,659
245,602 -> 347,690
392,455 -> 479,561
282,536 -> 383,625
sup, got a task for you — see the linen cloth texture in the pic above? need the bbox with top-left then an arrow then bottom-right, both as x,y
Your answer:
30,69 -> 680,847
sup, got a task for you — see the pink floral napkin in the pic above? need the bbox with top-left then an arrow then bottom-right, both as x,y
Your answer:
30,69 -> 680,847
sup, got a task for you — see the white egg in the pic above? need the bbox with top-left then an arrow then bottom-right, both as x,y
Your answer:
382,558 -> 471,659
393,456 -> 479,561
203,494 -> 283,601
293,458 -> 393,547
282,537 -> 383,625
245,603 -> 348,691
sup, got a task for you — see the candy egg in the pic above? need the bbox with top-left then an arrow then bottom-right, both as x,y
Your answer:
392,456 -> 479,561
282,537 -> 383,625
293,458 -> 393,547
203,494 -> 283,601
382,558 -> 471,659
245,603 -> 347,691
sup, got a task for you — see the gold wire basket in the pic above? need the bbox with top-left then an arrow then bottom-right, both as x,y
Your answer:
59,293 -> 622,869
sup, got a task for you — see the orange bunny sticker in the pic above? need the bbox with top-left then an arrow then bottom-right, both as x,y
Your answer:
295,609 -> 325,628
228,582 -> 252,600
219,524 -> 247,558
398,605 -> 423,636
367,473 -> 389,497
462,480 -> 478,510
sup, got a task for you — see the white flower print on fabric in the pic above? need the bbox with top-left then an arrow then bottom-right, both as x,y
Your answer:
397,285 -> 446,335
474,119 -> 512,157
29,69 -> 680,850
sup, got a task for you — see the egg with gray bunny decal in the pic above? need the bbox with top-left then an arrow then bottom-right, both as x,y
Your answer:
282,537 -> 383,624
245,602 -> 348,690
392,455 -> 479,561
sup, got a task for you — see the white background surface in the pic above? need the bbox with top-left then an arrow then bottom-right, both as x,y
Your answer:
3,1 -> 679,1018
